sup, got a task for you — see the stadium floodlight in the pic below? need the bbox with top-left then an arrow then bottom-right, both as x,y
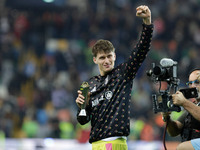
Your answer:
43,0 -> 54,3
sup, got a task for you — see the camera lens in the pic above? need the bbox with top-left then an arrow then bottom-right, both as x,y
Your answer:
153,66 -> 164,76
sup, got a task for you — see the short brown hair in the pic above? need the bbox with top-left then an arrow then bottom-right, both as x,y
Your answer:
92,39 -> 115,57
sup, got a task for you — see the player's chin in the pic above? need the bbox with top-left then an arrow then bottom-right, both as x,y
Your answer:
104,68 -> 112,73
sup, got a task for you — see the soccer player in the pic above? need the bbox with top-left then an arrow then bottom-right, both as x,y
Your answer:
76,5 -> 153,150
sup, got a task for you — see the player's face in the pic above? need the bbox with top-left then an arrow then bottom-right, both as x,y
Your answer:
93,51 -> 116,76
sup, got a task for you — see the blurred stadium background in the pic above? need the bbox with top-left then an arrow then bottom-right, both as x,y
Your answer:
0,0 -> 200,149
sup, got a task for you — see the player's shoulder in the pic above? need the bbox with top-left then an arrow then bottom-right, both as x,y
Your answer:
88,75 -> 100,82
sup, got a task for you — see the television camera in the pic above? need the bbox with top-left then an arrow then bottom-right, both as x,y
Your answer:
146,58 -> 178,113
147,58 -> 199,113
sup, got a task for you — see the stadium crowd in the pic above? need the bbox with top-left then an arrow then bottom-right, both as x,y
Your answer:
0,0 -> 200,142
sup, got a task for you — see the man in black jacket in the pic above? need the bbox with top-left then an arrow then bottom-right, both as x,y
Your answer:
76,5 -> 153,150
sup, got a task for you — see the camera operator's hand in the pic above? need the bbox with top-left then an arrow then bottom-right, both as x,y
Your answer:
172,91 -> 187,106
136,5 -> 151,25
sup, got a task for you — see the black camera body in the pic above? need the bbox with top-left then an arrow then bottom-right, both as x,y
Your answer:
146,58 -> 178,84
152,91 -> 181,113
180,87 -> 199,99
147,58 -> 181,113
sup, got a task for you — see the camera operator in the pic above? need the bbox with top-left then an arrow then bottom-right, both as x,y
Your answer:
162,68 -> 200,150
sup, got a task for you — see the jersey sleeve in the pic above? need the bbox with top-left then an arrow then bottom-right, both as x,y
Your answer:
121,23 -> 154,80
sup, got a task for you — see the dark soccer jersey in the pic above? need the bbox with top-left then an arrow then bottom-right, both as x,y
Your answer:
77,24 -> 154,143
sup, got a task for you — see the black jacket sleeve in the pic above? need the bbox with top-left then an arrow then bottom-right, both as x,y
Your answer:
121,23 -> 154,80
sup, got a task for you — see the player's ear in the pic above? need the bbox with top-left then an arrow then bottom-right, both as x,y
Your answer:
114,53 -> 116,61
93,57 -> 97,64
